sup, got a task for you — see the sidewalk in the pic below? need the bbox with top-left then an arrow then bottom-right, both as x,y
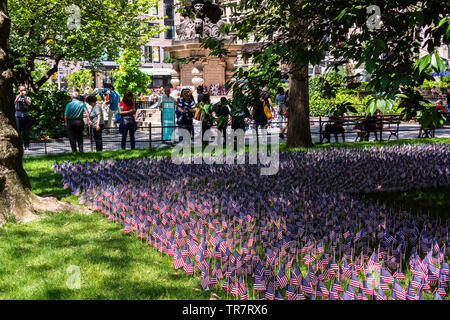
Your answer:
23,121 -> 450,156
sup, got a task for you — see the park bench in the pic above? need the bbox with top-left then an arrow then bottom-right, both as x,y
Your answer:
319,114 -> 403,143
418,112 -> 450,138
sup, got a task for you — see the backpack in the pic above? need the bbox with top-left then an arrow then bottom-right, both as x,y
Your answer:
261,98 -> 272,119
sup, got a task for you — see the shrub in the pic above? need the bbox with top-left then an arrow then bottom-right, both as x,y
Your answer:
28,90 -> 72,139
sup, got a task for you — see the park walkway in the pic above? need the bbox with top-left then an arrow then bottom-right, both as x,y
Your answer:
23,120 -> 450,156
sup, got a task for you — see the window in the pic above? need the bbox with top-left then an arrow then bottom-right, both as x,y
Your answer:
165,26 -> 174,39
149,23 -> 160,38
151,6 -> 158,15
102,49 -> 119,62
144,46 -> 152,63
164,4 -> 174,19
163,50 -> 170,62
152,46 -> 160,63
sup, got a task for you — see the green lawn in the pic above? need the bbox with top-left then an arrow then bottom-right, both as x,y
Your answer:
0,211 -> 221,300
0,138 -> 447,299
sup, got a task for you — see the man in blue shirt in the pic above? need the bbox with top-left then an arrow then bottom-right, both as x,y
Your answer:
65,91 -> 92,152
104,85 -> 121,128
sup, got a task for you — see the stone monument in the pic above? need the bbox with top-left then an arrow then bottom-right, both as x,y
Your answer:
165,0 -> 243,90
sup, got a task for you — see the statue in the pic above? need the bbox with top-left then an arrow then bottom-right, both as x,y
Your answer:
194,18 -> 204,38
176,17 -> 196,40
175,0 -> 226,40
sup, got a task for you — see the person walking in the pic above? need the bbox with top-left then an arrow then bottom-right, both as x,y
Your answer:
86,95 -> 104,152
65,91 -> 92,153
176,88 -> 196,142
104,85 -> 120,129
275,87 -> 287,129
119,91 -> 137,150
14,85 -> 32,150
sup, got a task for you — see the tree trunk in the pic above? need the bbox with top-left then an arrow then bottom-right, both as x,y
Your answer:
0,0 -> 89,223
0,0 -> 33,221
286,62 -> 313,148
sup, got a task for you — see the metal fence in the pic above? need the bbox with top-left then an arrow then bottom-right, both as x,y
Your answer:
23,116 -> 450,156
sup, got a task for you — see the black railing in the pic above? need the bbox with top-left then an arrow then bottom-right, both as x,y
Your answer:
22,116 -> 450,156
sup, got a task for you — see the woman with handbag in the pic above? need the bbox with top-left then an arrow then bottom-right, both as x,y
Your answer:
119,91 -> 137,150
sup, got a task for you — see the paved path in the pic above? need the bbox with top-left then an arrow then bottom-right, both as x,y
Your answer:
24,121 -> 450,156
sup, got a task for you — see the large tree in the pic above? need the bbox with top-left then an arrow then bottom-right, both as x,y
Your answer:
8,0 -> 160,91
1,0 -> 88,222
202,0 -> 449,147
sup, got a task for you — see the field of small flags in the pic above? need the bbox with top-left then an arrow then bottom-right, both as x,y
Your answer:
53,144 -> 450,300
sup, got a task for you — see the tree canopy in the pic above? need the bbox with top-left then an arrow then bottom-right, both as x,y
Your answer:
201,0 -> 449,147
9,0 -> 162,91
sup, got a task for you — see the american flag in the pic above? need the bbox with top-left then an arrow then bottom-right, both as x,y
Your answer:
393,267 -> 406,281
380,268 -> 394,284
393,279 -> 406,300
276,265 -> 288,289
265,284 -> 275,300
318,279 -> 329,297
379,277 -> 390,292
253,276 -> 266,291
173,249 -> 185,269
406,281 -> 418,300
376,286 -> 387,300
301,278 -> 313,295
368,252 -> 381,272
241,287 -> 249,300
350,273 -> 361,289
183,257 -> 195,274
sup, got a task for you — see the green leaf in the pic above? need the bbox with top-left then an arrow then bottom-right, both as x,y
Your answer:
437,16 -> 448,28
419,54 -> 431,74
380,75 -> 389,91
337,9 -> 347,20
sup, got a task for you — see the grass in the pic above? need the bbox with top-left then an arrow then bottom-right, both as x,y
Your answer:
362,187 -> 450,220
1,137 -> 447,299
0,211 -> 220,300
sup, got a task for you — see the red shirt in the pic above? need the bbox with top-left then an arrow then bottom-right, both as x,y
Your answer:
435,104 -> 445,112
120,101 -> 135,116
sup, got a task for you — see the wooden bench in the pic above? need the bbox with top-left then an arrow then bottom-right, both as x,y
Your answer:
319,114 -> 403,143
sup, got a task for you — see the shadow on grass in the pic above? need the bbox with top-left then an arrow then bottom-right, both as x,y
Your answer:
358,186 -> 450,220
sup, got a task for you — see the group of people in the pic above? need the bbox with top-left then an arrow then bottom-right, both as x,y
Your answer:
175,85 -> 291,145
13,84 -> 450,152
248,86 -> 290,139
63,87 -> 138,153
324,109 -> 386,143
